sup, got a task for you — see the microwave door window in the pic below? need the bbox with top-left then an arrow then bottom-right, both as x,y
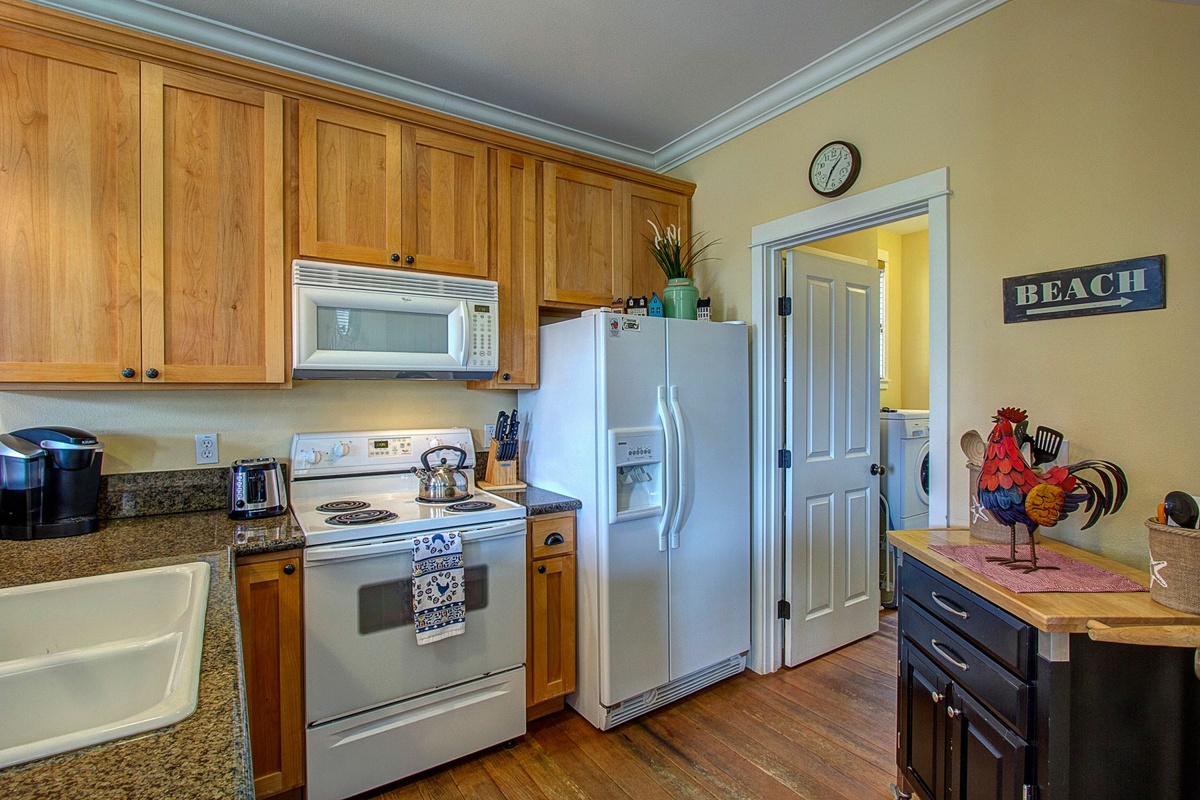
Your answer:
316,306 -> 449,354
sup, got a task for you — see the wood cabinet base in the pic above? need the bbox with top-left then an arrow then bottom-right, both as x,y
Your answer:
526,696 -> 566,722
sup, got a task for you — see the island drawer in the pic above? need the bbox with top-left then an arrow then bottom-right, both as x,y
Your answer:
900,556 -> 1034,679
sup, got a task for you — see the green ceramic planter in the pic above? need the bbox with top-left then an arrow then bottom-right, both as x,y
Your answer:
662,278 -> 699,320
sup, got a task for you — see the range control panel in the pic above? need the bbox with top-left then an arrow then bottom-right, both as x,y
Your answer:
289,428 -> 475,477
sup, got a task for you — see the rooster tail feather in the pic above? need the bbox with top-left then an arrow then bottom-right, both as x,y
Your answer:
1064,460 -> 1129,529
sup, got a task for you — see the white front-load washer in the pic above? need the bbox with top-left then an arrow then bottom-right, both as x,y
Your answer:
880,409 -> 930,529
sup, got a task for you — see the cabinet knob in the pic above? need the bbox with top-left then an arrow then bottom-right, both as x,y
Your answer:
870,463 -> 883,476
121,368 -> 135,379
930,690 -> 944,704
537,564 -> 547,574
946,706 -> 961,719
502,373 -> 511,382
283,563 -> 295,575
390,253 -> 400,263
145,368 -> 160,379
544,532 -> 565,546
404,255 -> 415,265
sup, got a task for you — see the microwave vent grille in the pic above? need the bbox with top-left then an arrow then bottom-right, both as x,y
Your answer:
293,260 -> 498,302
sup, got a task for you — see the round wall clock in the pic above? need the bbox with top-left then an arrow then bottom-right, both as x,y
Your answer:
808,140 -> 861,198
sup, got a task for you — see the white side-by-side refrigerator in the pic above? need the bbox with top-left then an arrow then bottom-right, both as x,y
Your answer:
519,312 -> 750,730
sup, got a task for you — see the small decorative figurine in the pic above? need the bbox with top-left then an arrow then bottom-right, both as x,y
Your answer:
626,296 -> 648,316
611,297 -> 625,313
696,297 -> 712,321
648,293 -> 664,317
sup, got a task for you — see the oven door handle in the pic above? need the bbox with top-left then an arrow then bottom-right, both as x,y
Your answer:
305,521 -> 526,565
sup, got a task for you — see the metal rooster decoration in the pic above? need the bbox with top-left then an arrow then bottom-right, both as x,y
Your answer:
978,407 -> 1128,572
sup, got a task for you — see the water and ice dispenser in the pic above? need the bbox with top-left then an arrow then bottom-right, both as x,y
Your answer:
609,428 -> 664,523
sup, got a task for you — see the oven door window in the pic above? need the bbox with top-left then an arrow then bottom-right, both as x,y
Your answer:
359,565 -> 489,634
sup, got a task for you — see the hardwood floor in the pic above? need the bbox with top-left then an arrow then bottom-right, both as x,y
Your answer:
367,612 -> 898,800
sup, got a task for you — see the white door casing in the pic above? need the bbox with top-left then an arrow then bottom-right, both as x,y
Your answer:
783,248 -> 880,666
747,168 -> 950,674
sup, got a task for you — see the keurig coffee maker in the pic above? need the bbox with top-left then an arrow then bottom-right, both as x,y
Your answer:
0,426 -> 104,540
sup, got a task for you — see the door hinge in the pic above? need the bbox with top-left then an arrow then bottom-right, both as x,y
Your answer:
778,296 -> 792,316
777,599 -> 791,620
1022,786 -> 1036,800
778,449 -> 792,468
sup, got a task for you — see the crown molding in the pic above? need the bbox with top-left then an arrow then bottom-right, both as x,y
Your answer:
30,0 -> 1006,174
651,0 -> 1009,172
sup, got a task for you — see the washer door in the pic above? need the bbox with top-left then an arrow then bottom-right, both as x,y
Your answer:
915,440 -> 930,506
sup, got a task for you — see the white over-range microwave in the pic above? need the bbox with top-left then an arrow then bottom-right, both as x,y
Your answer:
291,260 -> 499,380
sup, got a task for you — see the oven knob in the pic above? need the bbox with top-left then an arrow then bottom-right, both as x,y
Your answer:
330,441 -> 350,460
299,449 -> 322,466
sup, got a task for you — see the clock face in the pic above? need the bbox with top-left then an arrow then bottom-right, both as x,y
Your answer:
809,141 -> 861,197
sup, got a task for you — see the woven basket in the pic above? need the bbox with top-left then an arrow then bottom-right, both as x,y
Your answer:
966,463 -> 1036,544
1146,518 -> 1200,614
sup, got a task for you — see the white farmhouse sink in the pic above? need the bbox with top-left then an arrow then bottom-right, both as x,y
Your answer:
0,561 -> 210,769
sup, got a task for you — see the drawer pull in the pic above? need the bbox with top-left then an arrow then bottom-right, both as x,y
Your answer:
930,690 -> 944,704
947,705 -> 961,719
930,639 -> 969,671
930,591 -> 969,619
544,532 -> 565,546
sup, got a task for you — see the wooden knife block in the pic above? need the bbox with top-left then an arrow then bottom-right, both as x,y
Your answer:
480,439 -> 526,491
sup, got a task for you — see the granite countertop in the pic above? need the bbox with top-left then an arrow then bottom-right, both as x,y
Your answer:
491,485 -> 582,516
0,515 -> 254,799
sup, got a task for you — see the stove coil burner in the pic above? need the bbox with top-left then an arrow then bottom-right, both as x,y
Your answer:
315,500 -> 370,513
446,500 -> 496,513
325,508 -> 398,526
414,494 -> 472,505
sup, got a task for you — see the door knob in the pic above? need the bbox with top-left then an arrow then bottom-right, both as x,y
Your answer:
870,463 -> 883,475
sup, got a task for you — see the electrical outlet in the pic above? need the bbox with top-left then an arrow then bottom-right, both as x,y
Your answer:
484,424 -> 497,443
195,433 -> 219,465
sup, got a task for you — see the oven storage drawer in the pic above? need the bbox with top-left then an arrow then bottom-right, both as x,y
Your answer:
306,666 -> 525,800
900,556 -> 1033,679
900,600 -> 1031,739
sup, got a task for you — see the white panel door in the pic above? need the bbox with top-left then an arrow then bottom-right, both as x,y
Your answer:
664,319 -> 751,680
598,315 -> 671,705
784,247 -> 881,667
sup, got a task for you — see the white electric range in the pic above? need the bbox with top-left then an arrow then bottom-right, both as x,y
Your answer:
290,428 -> 527,800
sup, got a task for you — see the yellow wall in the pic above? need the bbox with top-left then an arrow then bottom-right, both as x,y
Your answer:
900,230 -> 929,409
0,384 -> 515,473
671,0 -> 1200,567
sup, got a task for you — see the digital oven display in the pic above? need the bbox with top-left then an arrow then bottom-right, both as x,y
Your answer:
474,305 -> 491,313
372,440 -> 389,450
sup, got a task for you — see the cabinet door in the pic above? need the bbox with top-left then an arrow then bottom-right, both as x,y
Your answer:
947,687 -> 1029,800
469,150 -> 538,390
237,552 -> 305,799
298,100 -> 401,265
900,638 -> 952,800
400,125 -> 488,277
528,553 -> 576,705
627,182 -> 690,303
0,29 -> 141,382
141,65 -> 284,383
542,162 -> 626,306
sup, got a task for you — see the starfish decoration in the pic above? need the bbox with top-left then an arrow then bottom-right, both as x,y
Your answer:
1150,558 -> 1169,589
970,497 -> 991,524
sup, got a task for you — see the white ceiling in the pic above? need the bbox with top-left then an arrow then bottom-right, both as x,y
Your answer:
35,0 -> 1006,170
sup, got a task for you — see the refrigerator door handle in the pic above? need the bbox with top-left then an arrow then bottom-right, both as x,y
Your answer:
668,385 -> 687,549
656,386 -> 677,552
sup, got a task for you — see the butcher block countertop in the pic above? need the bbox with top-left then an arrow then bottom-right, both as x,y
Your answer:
888,528 -> 1200,633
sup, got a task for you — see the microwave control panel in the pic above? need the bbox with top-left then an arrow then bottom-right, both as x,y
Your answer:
466,303 -> 498,368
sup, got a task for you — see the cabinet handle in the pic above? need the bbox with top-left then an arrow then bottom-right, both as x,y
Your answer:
930,591 -> 969,619
502,373 -> 511,381
121,367 -> 135,379
404,255 -> 415,265
145,368 -> 160,379
946,705 -> 961,719
390,253 -> 400,263
888,785 -> 913,800
544,532 -> 565,546
283,563 -> 295,575
537,564 -> 547,574
930,639 -> 969,671
930,690 -> 944,704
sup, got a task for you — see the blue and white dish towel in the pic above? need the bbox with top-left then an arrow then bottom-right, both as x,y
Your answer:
412,531 -> 465,645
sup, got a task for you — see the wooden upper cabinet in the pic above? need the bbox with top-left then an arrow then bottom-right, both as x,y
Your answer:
141,65 -> 285,383
298,100 -> 400,265
297,100 -> 488,277
627,182 -> 690,303
542,163 -> 626,307
401,126 -> 488,277
0,29 -> 141,382
469,150 -> 538,390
